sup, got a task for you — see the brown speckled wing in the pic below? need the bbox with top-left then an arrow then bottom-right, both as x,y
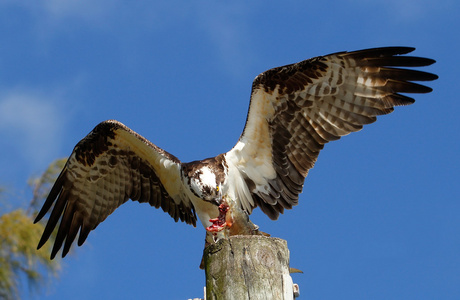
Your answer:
227,47 -> 437,220
34,120 -> 196,259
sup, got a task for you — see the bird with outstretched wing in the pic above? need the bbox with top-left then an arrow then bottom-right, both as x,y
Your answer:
35,47 -> 437,260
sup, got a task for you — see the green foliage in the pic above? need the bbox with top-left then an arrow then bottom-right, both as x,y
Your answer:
0,210 -> 60,300
0,158 -> 67,299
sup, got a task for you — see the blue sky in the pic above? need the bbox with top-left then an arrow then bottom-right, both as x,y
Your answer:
0,1 -> 458,299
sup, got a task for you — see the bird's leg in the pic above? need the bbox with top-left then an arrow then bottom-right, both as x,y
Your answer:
206,202 -> 230,233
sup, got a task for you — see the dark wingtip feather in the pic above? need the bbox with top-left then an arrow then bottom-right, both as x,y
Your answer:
51,221 -> 69,259
50,246 -> 59,260
36,188 -> 69,253
422,57 -> 437,66
36,235 -> 48,251
62,215 -> 81,257
34,167 -> 67,223
385,80 -> 435,94
77,223 -> 91,246
342,46 -> 416,58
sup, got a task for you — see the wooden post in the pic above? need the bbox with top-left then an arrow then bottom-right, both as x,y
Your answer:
203,235 -> 297,300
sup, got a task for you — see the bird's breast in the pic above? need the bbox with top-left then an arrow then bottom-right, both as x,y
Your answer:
189,195 -> 220,228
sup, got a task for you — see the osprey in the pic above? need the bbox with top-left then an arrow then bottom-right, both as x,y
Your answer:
35,47 -> 437,259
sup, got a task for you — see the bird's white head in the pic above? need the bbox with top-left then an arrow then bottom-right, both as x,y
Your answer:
186,165 -> 222,204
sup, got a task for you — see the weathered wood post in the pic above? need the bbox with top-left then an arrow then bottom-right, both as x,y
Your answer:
203,235 -> 298,300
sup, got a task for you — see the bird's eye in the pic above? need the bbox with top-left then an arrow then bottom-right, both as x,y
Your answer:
216,186 -> 219,192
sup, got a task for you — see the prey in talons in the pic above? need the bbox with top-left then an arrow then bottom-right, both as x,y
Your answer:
205,196 -> 267,241
206,202 -> 231,233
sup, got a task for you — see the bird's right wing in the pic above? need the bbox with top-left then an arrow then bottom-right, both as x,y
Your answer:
225,47 -> 437,220
34,120 -> 196,259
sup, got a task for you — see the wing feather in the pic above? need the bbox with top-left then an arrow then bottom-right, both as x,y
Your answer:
35,120 -> 196,259
225,47 -> 437,219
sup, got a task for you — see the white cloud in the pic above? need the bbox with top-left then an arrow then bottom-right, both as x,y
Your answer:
0,89 -> 66,168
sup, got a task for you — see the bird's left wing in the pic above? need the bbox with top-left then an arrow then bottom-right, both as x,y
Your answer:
34,120 -> 196,259
224,47 -> 437,220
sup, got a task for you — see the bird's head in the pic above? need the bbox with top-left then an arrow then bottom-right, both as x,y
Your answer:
187,165 -> 222,205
